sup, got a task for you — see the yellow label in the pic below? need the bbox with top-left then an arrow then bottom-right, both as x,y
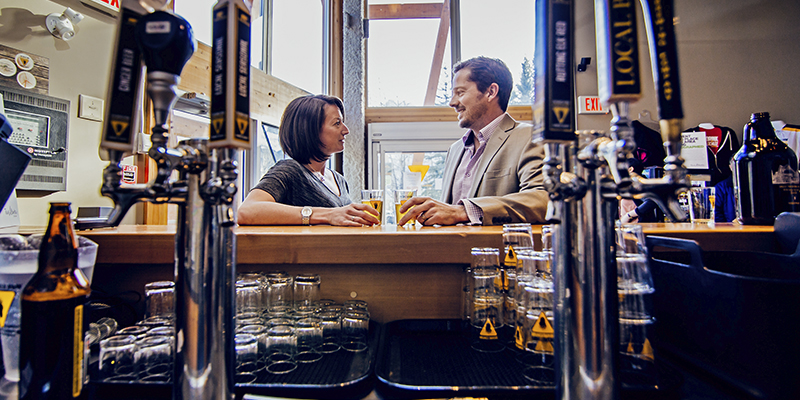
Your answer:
479,319 -> 497,340
626,336 -> 655,361
531,311 -> 555,353
0,291 -> 15,328
73,304 -> 84,397
514,325 -> 525,350
504,246 -> 518,268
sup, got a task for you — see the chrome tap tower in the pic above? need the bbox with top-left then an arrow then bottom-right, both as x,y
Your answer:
78,1 -> 251,399
532,0 -> 688,399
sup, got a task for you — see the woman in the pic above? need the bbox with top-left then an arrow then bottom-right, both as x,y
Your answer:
237,95 -> 379,226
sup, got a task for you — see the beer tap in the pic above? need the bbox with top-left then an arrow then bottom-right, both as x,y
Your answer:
533,0 -> 688,399
79,0 -> 252,398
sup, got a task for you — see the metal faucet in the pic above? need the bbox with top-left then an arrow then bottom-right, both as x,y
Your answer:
533,0 -> 689,399
77,2 -> 249,399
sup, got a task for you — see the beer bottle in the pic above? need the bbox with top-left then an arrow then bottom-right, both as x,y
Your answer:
732,112 -> 800,225
19,202 -> 91,399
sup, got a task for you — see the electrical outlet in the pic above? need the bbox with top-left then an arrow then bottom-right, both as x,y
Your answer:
79,94 -> 104,122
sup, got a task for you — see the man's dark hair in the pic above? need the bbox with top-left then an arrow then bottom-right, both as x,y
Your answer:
453,57 -> 513,111
279,94 -> 345,164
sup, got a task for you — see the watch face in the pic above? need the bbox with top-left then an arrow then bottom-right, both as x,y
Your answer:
302,207 -> 312,216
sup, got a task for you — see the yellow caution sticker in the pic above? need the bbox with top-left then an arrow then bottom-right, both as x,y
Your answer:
626,336 -> 655,361
531,311 -> 554,353
479,319 -> 498,340
514,325 -> 526,350
0,291 -> 15,328
504,246 -> 518,268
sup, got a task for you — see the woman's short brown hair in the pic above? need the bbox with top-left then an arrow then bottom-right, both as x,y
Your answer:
279,94 -> 345,164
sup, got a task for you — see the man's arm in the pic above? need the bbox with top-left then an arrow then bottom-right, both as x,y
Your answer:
468,132 -> 549,225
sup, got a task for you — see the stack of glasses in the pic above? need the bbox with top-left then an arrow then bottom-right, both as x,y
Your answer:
97,273 -> 370,384
484,223 -> 656,385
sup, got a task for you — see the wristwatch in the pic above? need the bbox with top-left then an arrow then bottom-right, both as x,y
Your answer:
301,206 -> 312,225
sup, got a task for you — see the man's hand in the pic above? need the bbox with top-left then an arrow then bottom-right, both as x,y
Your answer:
398,196 -> 469,226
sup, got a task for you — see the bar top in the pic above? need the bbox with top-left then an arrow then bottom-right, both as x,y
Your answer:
59,222 -> 775,265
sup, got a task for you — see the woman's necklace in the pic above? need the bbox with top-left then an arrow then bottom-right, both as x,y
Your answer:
307,165 -> 340,195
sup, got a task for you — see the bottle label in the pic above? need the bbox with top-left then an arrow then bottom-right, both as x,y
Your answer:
73,304 -> 84,397
773,164 -> 800,210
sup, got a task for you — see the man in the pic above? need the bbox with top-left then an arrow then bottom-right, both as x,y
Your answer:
398,57 -> 549,226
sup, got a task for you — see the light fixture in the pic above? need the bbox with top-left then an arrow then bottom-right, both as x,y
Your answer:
46,7 -> 84,41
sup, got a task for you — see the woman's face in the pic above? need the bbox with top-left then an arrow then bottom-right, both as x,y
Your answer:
319,104 -> 349,156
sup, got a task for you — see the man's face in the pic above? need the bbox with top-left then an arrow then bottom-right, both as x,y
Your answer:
449,69 -> 490,130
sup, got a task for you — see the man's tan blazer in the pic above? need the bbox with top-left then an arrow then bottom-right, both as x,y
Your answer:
441,113 -> 549,225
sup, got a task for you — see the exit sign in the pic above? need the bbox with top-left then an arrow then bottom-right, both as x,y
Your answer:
80,0 -> 120,14
578,96 -> 609,114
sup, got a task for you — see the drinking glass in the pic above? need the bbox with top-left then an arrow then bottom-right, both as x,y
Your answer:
467,248 -> 504,353
503,224 -> 534,328
361,189 -> 384,223
266,273 -> 293,312
540,224 -> 553,252
516,249 -> 555,383
99,334 -> 137,380
318,310 -> 342,353
343,299 -> 368,313
617,252 -> 656,373
393,189 -> 417,226
117,325 -> 150,341
265,325 -> 297,374
237,272 -> 267,312
144,281 -> 175,319
293,273 -> 321,311
236,277 -> 263,314
235,333 -> 260,376
135,335 -> 173,378
689,186 -> 715,225
294,317 -> 323,363
616,222 -> 647,256
341,311 -> 370,352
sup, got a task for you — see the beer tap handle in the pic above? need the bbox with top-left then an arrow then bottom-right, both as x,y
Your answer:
639,0 -> 684,153
135,10 -> 196,132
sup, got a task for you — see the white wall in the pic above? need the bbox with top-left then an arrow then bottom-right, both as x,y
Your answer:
0,0 -> 128,227
575,0 -> 800,137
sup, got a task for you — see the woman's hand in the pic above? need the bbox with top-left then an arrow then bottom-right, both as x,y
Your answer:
321,203 -> 382,226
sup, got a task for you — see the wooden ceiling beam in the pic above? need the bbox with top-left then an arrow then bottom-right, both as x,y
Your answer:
368,3 -> 443,20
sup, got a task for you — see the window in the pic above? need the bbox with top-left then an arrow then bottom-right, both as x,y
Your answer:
270,0 -> 324,94
367,0 -> 536,107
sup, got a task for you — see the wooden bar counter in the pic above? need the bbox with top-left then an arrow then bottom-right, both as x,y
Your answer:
75,223 -> 774,323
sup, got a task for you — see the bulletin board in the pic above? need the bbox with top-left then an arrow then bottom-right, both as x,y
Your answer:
0,44 -> 49,95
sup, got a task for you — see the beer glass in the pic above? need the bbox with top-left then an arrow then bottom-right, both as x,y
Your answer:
135,335 -> 173,378
236,277 -> 263,315
144,280 -> 175,319
293,273 -> 321,312
361,189 -> 384,223
689,186 -> 715,225
235,332 -> 260,376
99,334 -> 137,380
502,224 -> 534,330
294,317 -> 323,363
467,247 -> 504,353
341,311 -> 370,352
265,325 -> 297,374
267,273 -> 293,312
318,310 -> 342,353
394,189 -> 417,226
516,249 -> 555,383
